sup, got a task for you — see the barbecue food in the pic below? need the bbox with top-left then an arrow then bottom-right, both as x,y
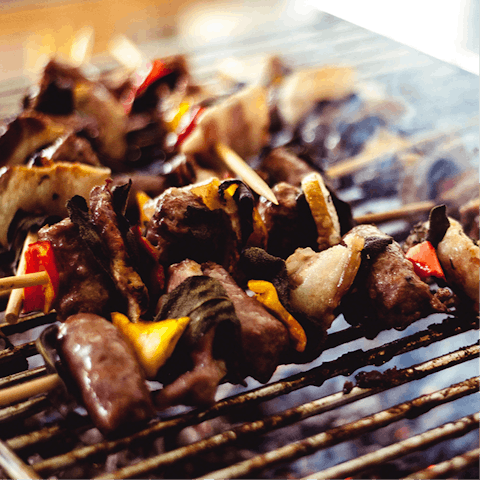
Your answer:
0,162 -> 110,250
0,111 -> 67,166
180,85 -> 270,165
286,233 -> 364,334
37,218 -> 113,321
89,183 -> 149,321
155,268 -> 243,408
341,225 -> 449,334
57,313 -> 155,435
258,182 -> 319,259
202,261 -> 290,383
404,205 -> 479,314
276,66 -> 356,127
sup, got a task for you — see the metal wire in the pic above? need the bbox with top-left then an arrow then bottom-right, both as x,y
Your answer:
26,323 -> 477,477
301,412 -> 480,480
201,377 -> 479,479
403,447 -> 480,479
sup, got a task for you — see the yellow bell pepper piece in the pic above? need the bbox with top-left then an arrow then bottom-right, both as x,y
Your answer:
136,190 -> 153,226
112,312 -> 190,379
165,101 -> 191,132
302,172 -> 341,251
248,280 -> 306,352
190,177 -> 222,210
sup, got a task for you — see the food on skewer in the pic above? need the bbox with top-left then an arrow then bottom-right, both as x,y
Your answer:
56,313 -> 155,435
340,224 -> 450,335
285,233 -> 364,334
0,40 -> 478,443
0,162 -> 110,250
404,205 -> 479,314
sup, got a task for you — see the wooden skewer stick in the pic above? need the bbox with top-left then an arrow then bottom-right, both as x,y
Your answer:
0,439 -> 42,480
0,271 -> 49,294
5,231 -> 38,324
0,373 -> 62,408
327,119 -> 479,179
354,200 -> 436,225
215,143 -> 279,205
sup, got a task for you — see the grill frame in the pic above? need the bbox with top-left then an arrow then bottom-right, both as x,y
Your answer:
0,11 -> 479,480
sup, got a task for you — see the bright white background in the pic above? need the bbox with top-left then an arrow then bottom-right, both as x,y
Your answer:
300,0 -> 479,75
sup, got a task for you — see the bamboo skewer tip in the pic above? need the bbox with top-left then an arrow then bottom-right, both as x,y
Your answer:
215,142 -> 279,205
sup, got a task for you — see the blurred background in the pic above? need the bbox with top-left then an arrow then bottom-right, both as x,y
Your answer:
0,0 -> 478,87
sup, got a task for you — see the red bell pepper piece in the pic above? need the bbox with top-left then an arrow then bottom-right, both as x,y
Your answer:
174,106 -> 205,148
135,59 -> 172,98
405,240 -> 445,281
121,59 -> 173,113
23,241 -> 60,314
131,225 -> 165,292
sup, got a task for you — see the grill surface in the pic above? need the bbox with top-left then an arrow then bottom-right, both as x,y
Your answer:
0,12 -> 479,480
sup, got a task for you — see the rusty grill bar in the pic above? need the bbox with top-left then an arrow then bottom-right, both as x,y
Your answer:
0,12 -> 479,480
0,313 -> 478,478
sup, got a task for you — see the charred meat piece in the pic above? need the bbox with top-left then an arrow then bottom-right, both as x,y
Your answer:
342,225 -> 448,333
0,112 -> 67,167
57,313 -> 155,435
36,133 -> 102,166
202,261 -> 289,383
166,259 -> 203,293
257,147 -> 316,187
276,66 -> 356,127
30,59 -> 128,169
0,162 -> 110,250
181,85 -> 270,164
155,327 -> 228,409
258,182 -> 318,259
37,218 -> 113,321
145,187 -> 239,273
286,234 -> 364,334
89,183 -> 149,322
156,270 -> 243,407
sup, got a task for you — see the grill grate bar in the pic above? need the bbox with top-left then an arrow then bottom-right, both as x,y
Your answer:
0,396 -> 49,424
201,377 -> 479,480
301,412 -> 480,480
403,446 -> 480,480
81,346 -> 479,480
0,366 -> 46,391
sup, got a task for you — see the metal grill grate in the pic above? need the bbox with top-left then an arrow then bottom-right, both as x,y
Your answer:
0,12 -> 479,480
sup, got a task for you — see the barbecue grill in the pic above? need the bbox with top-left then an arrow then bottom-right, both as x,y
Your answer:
0,12 -> 478,480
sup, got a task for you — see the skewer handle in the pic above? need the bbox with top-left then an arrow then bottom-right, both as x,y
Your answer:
5,231 -> 38,324
0,439 -> 41,480
0,271 -> 49,293
0,373 -> 61,408
354,200 -> 435,225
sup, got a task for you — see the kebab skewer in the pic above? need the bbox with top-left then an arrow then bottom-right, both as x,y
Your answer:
0,186 -> 475,434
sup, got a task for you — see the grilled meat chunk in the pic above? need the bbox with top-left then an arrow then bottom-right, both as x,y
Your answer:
258,182 -> 318,259
258,147 -> 316,187
156,327 -> 228,409
89,184 -> 148,322
0,112 -> 67,167
37,218 -> 113,321
202,262 -> 289,383
57,313 -> 155,435
342,225 -> 448,333
156,269 -> 242,408
286,234 -> 364,333
145,187 -> 238,272
0,162 -> 110,250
